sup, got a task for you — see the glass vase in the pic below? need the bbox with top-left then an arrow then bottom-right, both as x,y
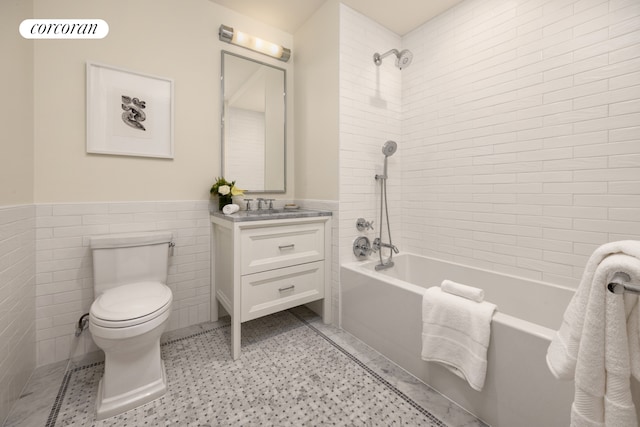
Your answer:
218,195 -> 233,211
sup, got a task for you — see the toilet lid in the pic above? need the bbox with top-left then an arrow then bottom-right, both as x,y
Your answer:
91,282 -> 172,325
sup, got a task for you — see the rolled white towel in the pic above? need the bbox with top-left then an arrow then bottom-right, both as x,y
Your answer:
222,203 -> 240,216
441,279 -> 484,303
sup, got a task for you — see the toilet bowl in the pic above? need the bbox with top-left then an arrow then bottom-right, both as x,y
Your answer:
89,232 -> 174,420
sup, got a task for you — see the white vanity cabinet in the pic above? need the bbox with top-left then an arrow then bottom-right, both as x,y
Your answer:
210,212 -> 332,359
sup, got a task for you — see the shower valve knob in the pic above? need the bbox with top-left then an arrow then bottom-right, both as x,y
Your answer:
353,236 -> 372,259
356,218 -> 374,231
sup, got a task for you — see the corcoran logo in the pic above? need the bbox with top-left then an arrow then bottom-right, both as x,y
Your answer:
19,19 -> 109,39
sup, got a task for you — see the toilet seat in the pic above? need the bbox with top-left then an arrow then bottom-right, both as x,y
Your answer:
90,282 -> 172,328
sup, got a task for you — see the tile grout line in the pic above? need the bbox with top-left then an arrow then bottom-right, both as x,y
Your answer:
160,322 -> 231,347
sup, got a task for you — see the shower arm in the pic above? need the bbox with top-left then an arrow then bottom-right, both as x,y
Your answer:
373,49 -> 399,66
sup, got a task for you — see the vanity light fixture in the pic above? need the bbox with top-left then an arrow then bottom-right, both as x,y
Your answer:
218,24 -> 291,62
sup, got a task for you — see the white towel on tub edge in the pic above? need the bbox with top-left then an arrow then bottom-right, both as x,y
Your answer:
421,286 -> 496,392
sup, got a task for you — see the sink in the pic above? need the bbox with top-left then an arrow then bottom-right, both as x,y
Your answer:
246,209 -> 281,215
243,208 -> 312,217
212,208 -> 331,222
245,209 -> 296,215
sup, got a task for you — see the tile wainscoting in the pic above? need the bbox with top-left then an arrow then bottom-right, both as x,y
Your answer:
33,198 -> 339,367
0,204 -> 36,425
34,200 -> 211,367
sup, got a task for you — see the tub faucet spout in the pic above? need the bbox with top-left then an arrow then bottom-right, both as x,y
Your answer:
373,238 -> 399,254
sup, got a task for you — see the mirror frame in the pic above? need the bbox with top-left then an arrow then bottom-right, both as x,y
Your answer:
221,50 -> 287,194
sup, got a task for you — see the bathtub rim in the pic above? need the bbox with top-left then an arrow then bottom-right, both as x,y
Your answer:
341,252 -> 576,342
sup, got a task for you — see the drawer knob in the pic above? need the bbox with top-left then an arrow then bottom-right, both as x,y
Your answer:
278,285 -> 295,292
278,244 -> 295,250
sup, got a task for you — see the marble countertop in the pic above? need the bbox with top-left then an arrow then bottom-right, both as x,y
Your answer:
210,208 -> 332,222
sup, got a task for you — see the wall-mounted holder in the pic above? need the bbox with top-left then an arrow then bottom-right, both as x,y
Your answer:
353,236 -> 372,259
356,218 -> 374,231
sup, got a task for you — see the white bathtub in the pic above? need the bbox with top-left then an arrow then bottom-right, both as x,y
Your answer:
340,253 -> 576,427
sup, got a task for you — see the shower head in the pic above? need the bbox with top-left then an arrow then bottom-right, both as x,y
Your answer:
377,141 -> 398,180
373,49 -> 413,70
382,140 -> 398,157
395,49 -> 413,70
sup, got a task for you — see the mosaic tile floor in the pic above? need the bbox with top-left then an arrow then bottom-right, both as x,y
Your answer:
5,307 -> 487,427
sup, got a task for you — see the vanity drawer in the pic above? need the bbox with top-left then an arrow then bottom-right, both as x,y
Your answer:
241,261 -> 324,322
240,222 -> 325,275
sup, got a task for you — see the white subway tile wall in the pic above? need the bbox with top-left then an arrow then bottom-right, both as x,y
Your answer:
337,0 -> 639,288
35,201 -> 211,366
339,5 -> 403,266
0,205 -> 35,424
400,0 -> 640,286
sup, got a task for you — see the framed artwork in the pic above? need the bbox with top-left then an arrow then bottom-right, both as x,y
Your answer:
86,62 -> 174,158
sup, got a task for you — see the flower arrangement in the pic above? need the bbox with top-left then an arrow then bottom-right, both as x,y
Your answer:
210,177 -> 245,210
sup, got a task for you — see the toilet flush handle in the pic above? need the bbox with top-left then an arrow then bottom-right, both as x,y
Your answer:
169,241 -> 175,256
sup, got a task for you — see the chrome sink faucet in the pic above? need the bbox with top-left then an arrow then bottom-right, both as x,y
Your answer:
255,198 -> 276,211
266,199 -> 275,210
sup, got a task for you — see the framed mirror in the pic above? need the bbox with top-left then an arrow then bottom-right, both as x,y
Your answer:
221,51 -> 286,193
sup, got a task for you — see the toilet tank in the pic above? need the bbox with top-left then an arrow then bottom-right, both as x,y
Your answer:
90,232 -> 173,296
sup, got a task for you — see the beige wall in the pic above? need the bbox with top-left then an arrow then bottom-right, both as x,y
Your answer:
1,0 -> 34,206
293,0 -> 340,201
33,0 -> 294,203
0,4 -> 35,423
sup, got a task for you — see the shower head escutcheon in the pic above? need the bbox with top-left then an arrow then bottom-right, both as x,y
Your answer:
382,140 -> 398,157
373,49 -> 413,70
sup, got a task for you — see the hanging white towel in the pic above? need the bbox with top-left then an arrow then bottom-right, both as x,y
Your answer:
421,286 -> 496,391
546,240 -> 640,427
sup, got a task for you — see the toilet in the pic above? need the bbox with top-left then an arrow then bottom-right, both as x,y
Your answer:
88,231 -> 174,420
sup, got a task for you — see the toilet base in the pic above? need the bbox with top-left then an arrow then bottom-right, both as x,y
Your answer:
95,359 -> 167,420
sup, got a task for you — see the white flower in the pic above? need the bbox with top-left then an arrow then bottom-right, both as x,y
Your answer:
218,185 -> 231,195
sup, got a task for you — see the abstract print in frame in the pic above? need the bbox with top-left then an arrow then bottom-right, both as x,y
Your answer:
86,62 -> 174,158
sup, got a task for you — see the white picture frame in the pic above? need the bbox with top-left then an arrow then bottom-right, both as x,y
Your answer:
86,62 -> 174,159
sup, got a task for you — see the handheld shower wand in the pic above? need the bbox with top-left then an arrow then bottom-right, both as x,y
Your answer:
374,141 -> 399,270
376,140 -> 398,180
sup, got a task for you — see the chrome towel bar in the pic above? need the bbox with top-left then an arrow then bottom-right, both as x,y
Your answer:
607,272 -> 640,295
